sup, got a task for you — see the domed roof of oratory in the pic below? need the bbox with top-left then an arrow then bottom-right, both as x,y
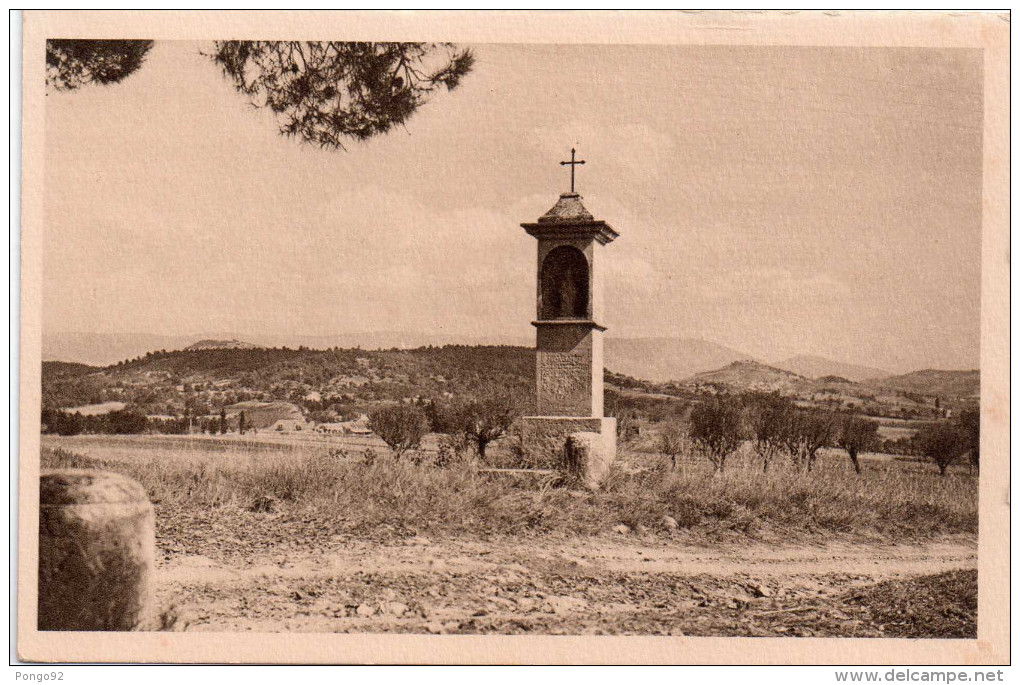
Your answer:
523,192 -> 619,244
536,192 -> 596,225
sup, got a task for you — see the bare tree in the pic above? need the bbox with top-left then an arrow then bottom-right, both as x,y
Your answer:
658,420 -> 689,471
836,415 -> 878,475
688,396 -> 743,473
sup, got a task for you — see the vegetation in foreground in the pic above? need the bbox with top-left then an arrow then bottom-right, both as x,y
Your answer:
39,438 -> 977,638
41,438 -> 977,549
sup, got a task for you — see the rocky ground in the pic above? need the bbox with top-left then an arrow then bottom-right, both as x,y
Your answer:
41,438 -> 978,638
155,532 -> 977,637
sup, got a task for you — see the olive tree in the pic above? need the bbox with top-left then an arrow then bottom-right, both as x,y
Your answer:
745,392 -> 794,472
918,422 -> 968,477
688,396 -> 744,473
787,408 -> 839,472
958,409 -> 980,473
368,404 -> 429,459
837,415 -> 878,475
427,391 -> 527,461
458,394 -> 525,461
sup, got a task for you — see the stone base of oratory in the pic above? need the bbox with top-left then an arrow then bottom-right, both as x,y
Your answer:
518,416 -> 617,469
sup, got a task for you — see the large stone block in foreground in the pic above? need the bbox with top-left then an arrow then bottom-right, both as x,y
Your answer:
519,416 -> 616,470
563,431 -> 614,490
38,469 -> 155,631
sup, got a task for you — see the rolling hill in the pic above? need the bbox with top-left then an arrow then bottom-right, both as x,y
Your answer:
40,344 -> 537,417
684,360 -> 806,392
185,339 -> 260,351
874,369 -> 980,398
42,332 -> 198,367
774,354 -> 890,382
40,361 -> 100,382
604,338 -> 755,383
42,330 -> 534,367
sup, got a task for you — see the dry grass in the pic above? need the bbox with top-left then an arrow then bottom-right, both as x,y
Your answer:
40,435 -> 977,543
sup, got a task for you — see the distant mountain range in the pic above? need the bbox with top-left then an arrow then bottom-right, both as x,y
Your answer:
43,332 -> 198,366
41,332 -> 973,394
604,341 -> 897,385
678,358 -> 978,400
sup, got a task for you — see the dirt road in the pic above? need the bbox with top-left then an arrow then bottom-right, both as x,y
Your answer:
155,535 -> 976,636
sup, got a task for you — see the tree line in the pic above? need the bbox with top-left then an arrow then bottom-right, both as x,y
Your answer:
658,392 -> 979,477
40,407 -> 249,437
43,381 -> 980,479
365,392 -> 529,464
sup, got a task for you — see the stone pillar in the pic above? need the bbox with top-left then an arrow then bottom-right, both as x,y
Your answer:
519,191 -> 620,475
38,470 -> 155,631
536,322 -> 601,416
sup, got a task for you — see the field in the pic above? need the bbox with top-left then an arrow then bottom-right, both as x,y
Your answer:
40,433 -> 977,636
64,400 -> 127,416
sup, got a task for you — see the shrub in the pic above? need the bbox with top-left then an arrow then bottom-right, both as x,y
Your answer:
605,390 -> 641,447
362,447 -> 378,467
435,433 -> 471,468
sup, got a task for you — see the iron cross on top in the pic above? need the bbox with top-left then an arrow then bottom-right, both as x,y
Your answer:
560,148 -> 586,193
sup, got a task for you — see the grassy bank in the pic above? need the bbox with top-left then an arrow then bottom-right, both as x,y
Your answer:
40,435 -> 977,545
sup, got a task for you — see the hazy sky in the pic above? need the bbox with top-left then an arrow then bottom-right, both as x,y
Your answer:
43,42 -> 982,371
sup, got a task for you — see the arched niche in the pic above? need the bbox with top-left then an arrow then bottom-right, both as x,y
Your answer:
540,245 -> 590,319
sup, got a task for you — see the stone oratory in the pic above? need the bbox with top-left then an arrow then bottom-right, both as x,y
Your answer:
519,150 -> 619,482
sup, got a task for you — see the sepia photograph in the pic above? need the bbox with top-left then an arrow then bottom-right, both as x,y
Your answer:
14,10 -> 1009,666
